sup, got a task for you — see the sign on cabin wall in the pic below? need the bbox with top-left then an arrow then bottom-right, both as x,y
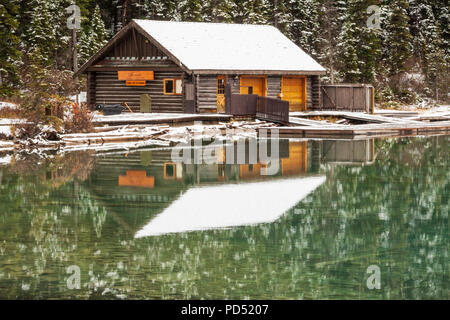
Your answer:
118,71 -> 154,81
126,81 -> 147,86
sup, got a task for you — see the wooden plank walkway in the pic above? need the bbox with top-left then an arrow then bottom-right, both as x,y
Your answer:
259,121 -> 450,139
290,111 -> 424,124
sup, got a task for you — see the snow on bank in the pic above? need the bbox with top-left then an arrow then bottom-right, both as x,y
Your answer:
0,102 -> 17,110
69,92 -> 87,103
0,154 -> 12,165
0,126 -> 12,138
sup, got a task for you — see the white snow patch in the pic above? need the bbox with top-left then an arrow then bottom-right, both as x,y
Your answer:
0,154 -> 12,165
135,176 -> 326,237
0,102 -> 17,110
0,126 -> 12,137
69,92 -> 87,103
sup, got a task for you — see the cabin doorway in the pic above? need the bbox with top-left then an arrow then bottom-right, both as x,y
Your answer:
217,75 -> 226,113
281,76 -> 306,111
240,76 -> 266,96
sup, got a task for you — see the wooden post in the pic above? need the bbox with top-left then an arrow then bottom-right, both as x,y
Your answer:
73,28 -> 79,104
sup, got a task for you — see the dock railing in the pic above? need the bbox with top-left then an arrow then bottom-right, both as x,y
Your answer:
256,96 -> 289,124
225,84 -> 289,124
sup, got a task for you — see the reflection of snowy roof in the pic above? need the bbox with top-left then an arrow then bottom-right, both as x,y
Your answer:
134,19 -> 326,73
135,176 -> 326,237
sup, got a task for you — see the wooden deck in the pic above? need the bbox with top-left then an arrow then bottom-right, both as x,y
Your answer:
259,121 -> 450,139
256,110 -> 450,139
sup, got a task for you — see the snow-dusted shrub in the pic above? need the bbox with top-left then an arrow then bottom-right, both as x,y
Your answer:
64,102 -> 93,133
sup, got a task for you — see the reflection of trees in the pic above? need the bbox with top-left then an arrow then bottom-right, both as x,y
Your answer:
0,137 -> 448,299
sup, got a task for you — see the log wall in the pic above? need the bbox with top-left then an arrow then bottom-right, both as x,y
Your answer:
311,75 -> 321,110
196,75 -> 218,112
93,70 -> 185,113
267,75 -> 282,99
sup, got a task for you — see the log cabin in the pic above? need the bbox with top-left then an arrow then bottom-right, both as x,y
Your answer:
75,19 -> 326,113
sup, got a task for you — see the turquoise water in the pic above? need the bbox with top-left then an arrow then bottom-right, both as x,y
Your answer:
0,136 -> 448,299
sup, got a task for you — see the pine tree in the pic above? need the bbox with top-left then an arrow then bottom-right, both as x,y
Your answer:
409,0 -> 447,99
382,0 -> 412,85
230,0 -> 270,24
178,0 -> 203,22
202,0 -> 233,22
78,5 -> 108,66
338,0 -> 381,84
0,0 -> 22,96
24,0 -> 58,67
143,0 -> 177,20
285,0 -> 322,57
315,0 -> 347,83
336,19 -> 361,82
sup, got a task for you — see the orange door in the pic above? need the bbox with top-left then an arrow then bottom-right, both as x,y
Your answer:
282,76 -> 306,111
240,76 -> 265,96
217,75 -> 226,113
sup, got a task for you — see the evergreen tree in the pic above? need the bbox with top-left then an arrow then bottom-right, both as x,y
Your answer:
0,0 -> 22,96
408,0 -> 447,98
143,0 -> 177,20
202,0 -> 233,22
78,5 -> 108,66
315,0 -> 347,83
336,18 -> 361,82
285,0 -> 322,57
337,0 -> 381,84
231,0 -> 270,24
382,0 -> 412,85
178,0 -> 203,22
24,0 -> 58,67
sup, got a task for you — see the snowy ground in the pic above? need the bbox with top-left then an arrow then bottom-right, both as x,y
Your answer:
0,125 -> 12,138
0,154 -> 12,165
0,119 -> 274,155
0,102 -> 17,110
91,111 -> 232,125
376,104 -> 450,114
69,92 -> 87,104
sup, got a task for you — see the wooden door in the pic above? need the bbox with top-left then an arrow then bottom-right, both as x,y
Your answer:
217,75 -> 226,113
240,76 -> 265,96
282,76 -> 306,111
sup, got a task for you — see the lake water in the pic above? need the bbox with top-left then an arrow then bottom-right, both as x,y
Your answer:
0,135 -> 448,299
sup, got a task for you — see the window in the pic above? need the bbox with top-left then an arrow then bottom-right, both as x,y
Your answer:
217,76 -> 226,95
164,79 -> 183,95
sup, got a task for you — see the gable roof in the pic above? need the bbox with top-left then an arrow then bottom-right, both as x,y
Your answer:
77,19 -> 326,76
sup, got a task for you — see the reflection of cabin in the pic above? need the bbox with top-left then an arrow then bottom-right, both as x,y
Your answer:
75,20 -> 326,113
83,139 -> 375,236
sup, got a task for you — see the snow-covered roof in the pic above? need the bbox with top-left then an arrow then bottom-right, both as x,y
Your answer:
133,19 -> 326,73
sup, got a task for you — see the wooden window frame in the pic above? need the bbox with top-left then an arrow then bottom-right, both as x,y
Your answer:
217,75 -> 226,95
163,78 -> 183,95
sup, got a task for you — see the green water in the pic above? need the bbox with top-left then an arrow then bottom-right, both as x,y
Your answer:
0,136 -> 448,299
